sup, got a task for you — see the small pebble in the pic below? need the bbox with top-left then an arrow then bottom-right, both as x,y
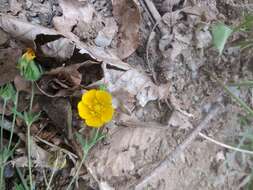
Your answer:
4,163 -> 14,178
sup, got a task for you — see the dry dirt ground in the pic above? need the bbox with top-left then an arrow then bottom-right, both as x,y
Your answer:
1,0 -> 253,190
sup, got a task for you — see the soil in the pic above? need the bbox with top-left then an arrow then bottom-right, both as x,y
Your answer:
1,0 -> 253,190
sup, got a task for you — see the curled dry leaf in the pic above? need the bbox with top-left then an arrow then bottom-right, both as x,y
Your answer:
103,65 -> 169,107
38,63 -> 82,97
112,0 -> 141,59
0,15 -> 130,70
39,37 -> 75,61
0,48 -> 22,86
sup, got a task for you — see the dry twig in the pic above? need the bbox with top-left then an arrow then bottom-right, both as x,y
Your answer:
199,132 -> 253,155
134,104 -> 222,189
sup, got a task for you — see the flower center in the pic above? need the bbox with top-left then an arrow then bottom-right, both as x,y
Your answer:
94,104 -> 101,113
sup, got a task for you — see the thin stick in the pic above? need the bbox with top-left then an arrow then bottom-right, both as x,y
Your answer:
66,155 -> 86,190
34,136 -> 78,159
0,100 -> 7,190
199,132 -> 253,155
16,167 -> 29,190
146,21 -> 159,84
1,100 -> 7,149
134,104 -> 222,189
46,157 -> 59,190
27,125 -> 33,190
29,82 -> 34,112
140,0 -> 162,29
8,91 -> 19,151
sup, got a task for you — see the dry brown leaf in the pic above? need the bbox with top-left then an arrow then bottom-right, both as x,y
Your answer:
53,0 -> 95,35
14,75 -> 42,96
38,63 -> 82,97
39,37 -> 75,61
0,48 -> 22,86
168,110 -> 193,130
95,18 -> 118,48
39,97 -> 73,139
86,126 -> 175,189
103,65 -> 168,107
8,0 -> 22,15
112,0 -> 141,59
0,29 -> 8,45
11,139 -> 50,168
0,15 -> 130,70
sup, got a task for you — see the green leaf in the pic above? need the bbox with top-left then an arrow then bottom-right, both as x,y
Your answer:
99,84 -> 107,91
0,83 -> 16,102
212,23 -> 233,55
17,59 -> 42,81
23,112 -> 41,127
75,133 -> 87,151
15,183 -> 26,190
235,14 -> 253,32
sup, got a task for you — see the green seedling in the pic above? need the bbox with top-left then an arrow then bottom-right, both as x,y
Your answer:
66,129 -> 105,190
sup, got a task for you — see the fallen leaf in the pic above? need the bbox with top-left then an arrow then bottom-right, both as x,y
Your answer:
167,110 -> 193,130
112,0 -> 141,59
160,0 -> 181,13
86,126 -> 175,188
0,48 -> 22,86
53,0 -> 95,35
39,37 -> 75,61
103,64 -> 168,107
0,15 -> 130,70
8,0 -> 22,15
38,63 -> 82,97
212,23 -> 233,55
12,139 -> 67,169
11,139 -> 50,168
95,18 -> 118,48
39,97 -> 73,139
0,29 -> 8,45
14,75 -> 42,98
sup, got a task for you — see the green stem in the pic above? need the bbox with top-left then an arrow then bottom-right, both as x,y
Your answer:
66,154 -> 87,190
1,100 -> 7,150
7,91 -> 19,151
0,100 -> 7,190
27,82 -> 35,190
29,82 -> 34,113
0,166 -> 4,190
16,166 -> 29,190
66,128 -> 101,190
27,124 -> 33,190
204,69 -> 253,117
46,158 -> 59,190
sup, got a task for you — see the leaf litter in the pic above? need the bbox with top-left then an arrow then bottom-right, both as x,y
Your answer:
1,0 -> 253,189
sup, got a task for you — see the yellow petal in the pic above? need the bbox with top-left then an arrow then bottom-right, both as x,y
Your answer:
85,117 -> 104,128
23,48 -> 36,61
77,102 -> 91,120
96,90 -> 112,105
101,106 -> 114,123
82,89 -> 96,105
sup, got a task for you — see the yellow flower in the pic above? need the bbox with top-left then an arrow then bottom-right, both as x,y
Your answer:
78,89 -> 114,128
22,48 -> 36,61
